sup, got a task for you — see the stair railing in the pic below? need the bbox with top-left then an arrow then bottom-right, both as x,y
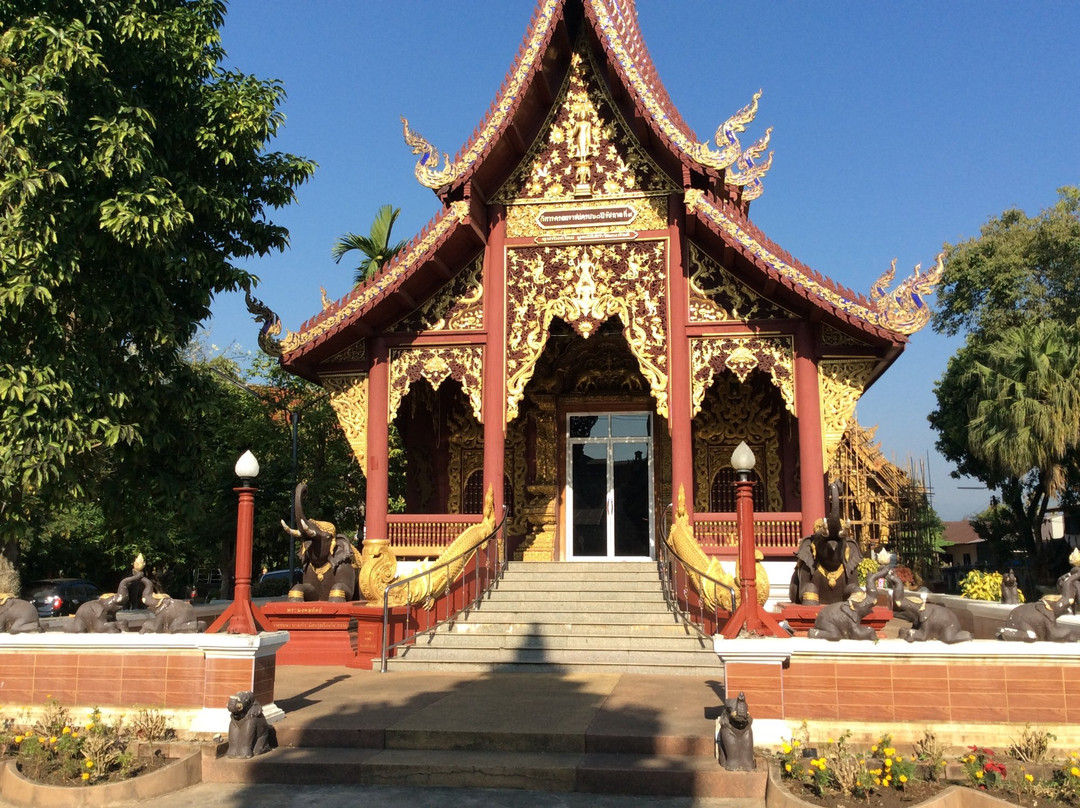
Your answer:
656,503 -> 735,636
380,506 -> 507,673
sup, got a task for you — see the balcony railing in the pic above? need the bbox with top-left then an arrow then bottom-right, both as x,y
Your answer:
694,512 -> 802,557
387,515 -> 481,556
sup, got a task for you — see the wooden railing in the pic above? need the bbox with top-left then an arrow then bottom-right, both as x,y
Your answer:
387,515 -> 481,556
694,512 -> 802,556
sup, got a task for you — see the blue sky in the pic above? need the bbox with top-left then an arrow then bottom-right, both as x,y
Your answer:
207,1 -> 1080,521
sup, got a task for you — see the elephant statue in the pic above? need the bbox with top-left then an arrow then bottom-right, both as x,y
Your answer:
807,565 -> 888,641
997,569 -> 1080,642
281,483 -> 359,602
140,593 -> 204,633
788,483 -> 863,605
1001,570 -> 1021,605
715,692 -> 755,771
0,595 -> 41,633
887,570 -> 971,643
66,592 -> 126,633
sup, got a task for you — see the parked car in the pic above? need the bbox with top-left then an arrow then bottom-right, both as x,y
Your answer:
24,579 -> 103,618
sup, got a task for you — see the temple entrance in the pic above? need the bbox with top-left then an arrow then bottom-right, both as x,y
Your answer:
565,412 -> 653,560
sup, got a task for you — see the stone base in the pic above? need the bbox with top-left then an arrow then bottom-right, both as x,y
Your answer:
262,602 -> 359,666
776,604 -> 893,637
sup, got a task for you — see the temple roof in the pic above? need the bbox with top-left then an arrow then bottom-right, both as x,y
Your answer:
276,0 -> 938,378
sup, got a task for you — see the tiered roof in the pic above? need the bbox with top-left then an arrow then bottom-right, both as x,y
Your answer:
278,0 -> 937,378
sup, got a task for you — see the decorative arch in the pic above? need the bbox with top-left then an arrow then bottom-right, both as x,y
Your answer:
389,345 -> 484,423
689,335 -> 795,418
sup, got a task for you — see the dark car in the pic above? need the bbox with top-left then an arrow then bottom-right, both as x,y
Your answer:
24,578 -> 103,618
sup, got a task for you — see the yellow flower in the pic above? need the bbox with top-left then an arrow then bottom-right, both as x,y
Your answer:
827,737 -> 834,744
874,778 -> 881,786
792,740 -> 800,747
781,743 -> 791,754
49,736 -> 57,744
900,774 -> 908,783
13,735 -> 21,743
871,745 -> 878,753
37,736 -> 45,744
1072,767 -> 1080,778
81,773 -> 90,781
976,771 -> 984,779
885,747 -> 896,757
1026,774 -> 1035,782
85,760 -> 94,769
85,723 -> 94,730
62,727 -> 71,735
885,758 -> 892,768
785,763 -> 792,772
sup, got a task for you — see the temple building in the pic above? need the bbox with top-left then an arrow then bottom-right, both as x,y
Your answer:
261,0 -> 939,570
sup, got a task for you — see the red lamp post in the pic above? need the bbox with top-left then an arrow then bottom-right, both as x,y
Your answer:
719,442 -> 789,639
207,450 -> 275,635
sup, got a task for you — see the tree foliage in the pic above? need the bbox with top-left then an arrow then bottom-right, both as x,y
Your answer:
331,204 -> 408,286
0,0 -> 316,580
929,188 -> 1080,570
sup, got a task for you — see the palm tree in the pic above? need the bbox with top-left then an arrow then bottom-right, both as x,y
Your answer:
967,320 -> 1080,496
332,205 -> 408,285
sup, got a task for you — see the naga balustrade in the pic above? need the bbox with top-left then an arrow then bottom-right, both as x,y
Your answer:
657,506 -> 735,637
386,514 -> 481,557
380,507 -> 507,673
694,512 -> 802,557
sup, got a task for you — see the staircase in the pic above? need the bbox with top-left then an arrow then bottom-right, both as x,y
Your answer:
381,560 -> 720,675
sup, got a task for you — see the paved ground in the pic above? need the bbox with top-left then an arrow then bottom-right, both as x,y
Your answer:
0,666 -> 741,807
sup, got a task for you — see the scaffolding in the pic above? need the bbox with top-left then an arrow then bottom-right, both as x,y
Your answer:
830,420 -> 941,583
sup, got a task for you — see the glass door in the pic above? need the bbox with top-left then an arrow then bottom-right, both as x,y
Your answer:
566,412 -> 653,559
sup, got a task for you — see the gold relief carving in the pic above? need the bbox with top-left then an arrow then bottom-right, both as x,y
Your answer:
692,384 -> 783,513
284,201 -> 469,354
394,254 -> 484,333
819,358 -> 876,471
389,345 -> 484,424
505,418 -> 528,537
683,190 -> 940,337
326,341 -> 367,364
446,404 -> 483,514
821,325 -> 868,348
687,244 -> 793,322
494,43 -> 676,207
505,241 -> 669,422
323,373 -> 369,476
689,336 -> 795,418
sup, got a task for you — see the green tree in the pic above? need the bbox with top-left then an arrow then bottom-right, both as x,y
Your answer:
0,0 -> 315,589
331,204 -> 408,285
929,188 -> 1080,575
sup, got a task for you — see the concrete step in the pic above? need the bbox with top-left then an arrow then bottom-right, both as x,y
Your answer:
418,632 -> 711,652
492,578 -> 664,592
455,608 -> 679,624
485,589 -> 669,604
442,621 -> 704,638
385,647 -> 718,675
204,746 -> 767,798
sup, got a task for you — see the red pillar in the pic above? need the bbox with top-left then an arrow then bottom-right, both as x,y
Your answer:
794,324 -> 826,537
482,209 -> 506,521
206,476 -> 272,634
666,196 -> 695,520
366,337 -> 390,543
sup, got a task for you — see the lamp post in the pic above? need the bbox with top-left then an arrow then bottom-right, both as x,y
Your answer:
206,450 -> 274,634
719,441 -> 788,639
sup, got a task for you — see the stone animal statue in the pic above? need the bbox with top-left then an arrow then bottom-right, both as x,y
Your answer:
715,691 -> 755,771
997,570 -> 1080,642
807,565 -> 888,641
66,592 -> 126,634
887,570 -> 972,644
1001,570 -> 1021,605
281,483 -> 359,602
140,593 -> 204,634
226,690 -> 274,758
0,595 -> 41,634
788,483 -> 863,605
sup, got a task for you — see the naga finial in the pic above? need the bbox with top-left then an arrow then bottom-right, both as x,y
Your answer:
244,290 -> 284,357
727,127 -> 774,201
401,116 -> 457,189
712,90 -> 762,169
869,253 -> 944,335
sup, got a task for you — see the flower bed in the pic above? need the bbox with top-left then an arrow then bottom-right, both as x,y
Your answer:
768,729 -> 1080,808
